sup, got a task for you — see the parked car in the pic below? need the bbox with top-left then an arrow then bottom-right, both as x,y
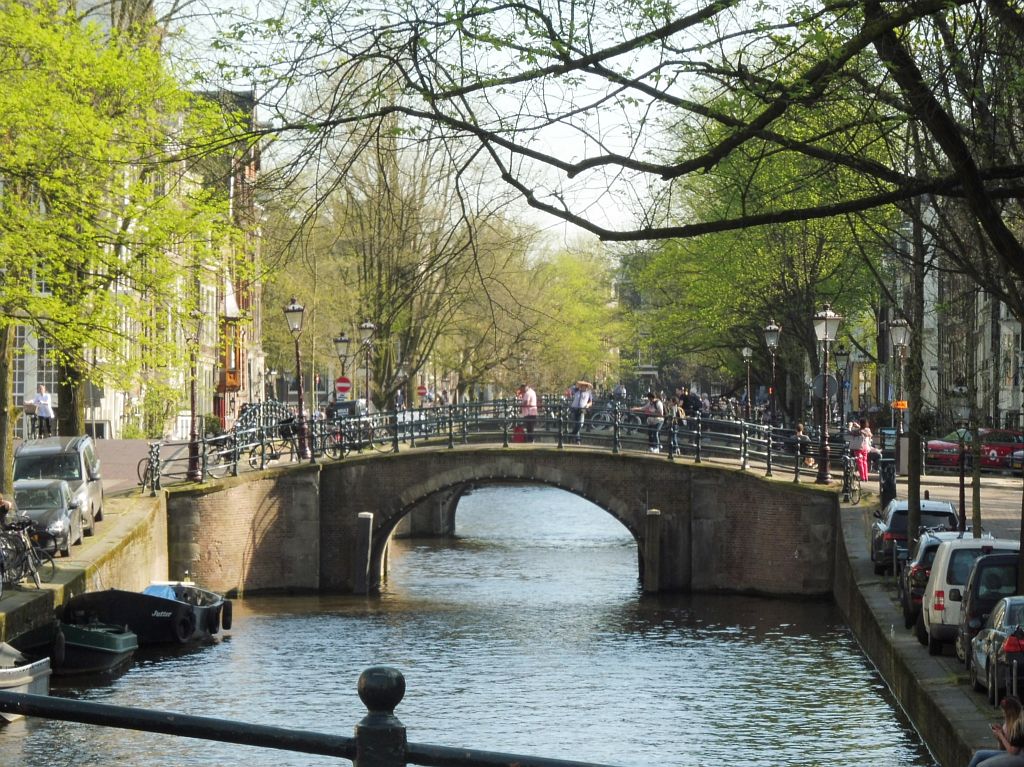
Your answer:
12,478 -> 81,557
969,595 -> 1024,705
871,499 -> 959,575
13,436 -> 103,535
899,529 -> 987,632
925,428 -> 1024,470
921,537 -> 1021,655
958,552 -> 1019,665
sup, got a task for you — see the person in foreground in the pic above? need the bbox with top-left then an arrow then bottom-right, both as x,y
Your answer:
967,695 -> 1024,766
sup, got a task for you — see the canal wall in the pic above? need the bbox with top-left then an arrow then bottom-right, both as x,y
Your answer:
833,504 -> 992,767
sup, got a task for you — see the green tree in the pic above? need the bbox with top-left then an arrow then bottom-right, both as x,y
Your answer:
0,0 -> 241,486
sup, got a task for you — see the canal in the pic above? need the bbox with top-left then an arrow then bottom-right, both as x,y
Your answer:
10,484 -> 932,766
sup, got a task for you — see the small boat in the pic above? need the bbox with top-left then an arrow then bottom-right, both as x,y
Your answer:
61,581 -> 232,646
0,642 -> 50,721
11,621 -> 137,682
55,622 -> 137,679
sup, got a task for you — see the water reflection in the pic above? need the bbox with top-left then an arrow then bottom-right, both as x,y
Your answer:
9,484 -> 933,767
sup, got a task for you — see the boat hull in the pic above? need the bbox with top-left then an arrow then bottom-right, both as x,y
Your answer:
56,622 -> 138,679
62,583 -> 230,646
0,643 -> 50,721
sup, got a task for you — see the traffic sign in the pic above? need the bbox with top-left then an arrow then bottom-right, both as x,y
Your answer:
335,376 -> 352,398
892,400 -> 908,410
416,384 -> 428,397
812,373 -> 838,399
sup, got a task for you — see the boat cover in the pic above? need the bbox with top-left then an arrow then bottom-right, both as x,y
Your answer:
143,584 -> 177,600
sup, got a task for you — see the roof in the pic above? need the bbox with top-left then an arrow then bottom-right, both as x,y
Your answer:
15,436 -> 90,456
13,478 -> 69,490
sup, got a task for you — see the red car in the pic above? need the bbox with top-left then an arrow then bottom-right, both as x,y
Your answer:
925,428 -> 1024,469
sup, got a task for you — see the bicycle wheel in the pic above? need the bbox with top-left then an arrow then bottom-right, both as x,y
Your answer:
324,431 -> 347,459
371,424 -> 394,453
849,475 -> 862,505
137,457 -> 149,486
31,548 -> 56,585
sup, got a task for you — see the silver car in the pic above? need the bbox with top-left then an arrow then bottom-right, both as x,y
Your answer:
13,478 -> 82,557
14,436 -> 104,535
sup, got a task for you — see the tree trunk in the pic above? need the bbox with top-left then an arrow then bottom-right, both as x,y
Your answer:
57,360 -> 86,437
0,325 -> 16,494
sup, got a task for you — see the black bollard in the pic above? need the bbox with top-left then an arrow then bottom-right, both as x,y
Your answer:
879,457 -> 897,507
355,666 -> 407,767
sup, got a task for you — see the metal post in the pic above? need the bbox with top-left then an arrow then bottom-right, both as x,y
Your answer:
187,344 -> 202,482
557,405 -> 565,449
353,512 -> 373,595
354,667 -> 407,767
765,424 -> 773,477
612,402 -> 621,454
694,414 -> 702,464
816,340 -> 833,484
740,424 -> 748,470
293,335 -> 312,460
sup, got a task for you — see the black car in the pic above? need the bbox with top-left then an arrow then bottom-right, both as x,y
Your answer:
871,499 -> 959,575
969,596 -> 1024,706
957,552 -> 1019,666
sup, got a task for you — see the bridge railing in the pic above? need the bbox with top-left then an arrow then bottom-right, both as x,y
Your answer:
0,666 -> 624,767
140,400 -> 849,492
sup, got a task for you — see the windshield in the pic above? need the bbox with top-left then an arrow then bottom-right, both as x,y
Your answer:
14,454 -> 81,482
14,487 -> 61,508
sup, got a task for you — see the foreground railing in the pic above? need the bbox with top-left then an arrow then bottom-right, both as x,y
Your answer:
0,666 -> 624,767
140,400 -> 850,494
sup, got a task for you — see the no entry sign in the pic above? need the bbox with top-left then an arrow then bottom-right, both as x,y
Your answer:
336,376 -> 352,397
416,384 -> 428,397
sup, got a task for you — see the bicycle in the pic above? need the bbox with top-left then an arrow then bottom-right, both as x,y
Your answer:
842,453 -> 862,505
0,517 -> 56,596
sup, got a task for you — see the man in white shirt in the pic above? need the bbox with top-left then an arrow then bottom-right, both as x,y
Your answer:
569,381 -> 593,444
518,383 -> 538,442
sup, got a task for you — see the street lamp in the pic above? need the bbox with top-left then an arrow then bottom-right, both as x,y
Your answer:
186,309 -> 203,482
889,317 -> 911,430
833,342 -> 850,429
763,319 -> 781,425
283,298 -> 312,460
951,384 -> 970,534
742,346 -> 753,420
813,304 -> 842,484
358,319 -> 376,412
333,332 -> 351,375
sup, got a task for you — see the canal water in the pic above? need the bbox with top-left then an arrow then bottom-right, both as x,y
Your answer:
10,485 -> 933,767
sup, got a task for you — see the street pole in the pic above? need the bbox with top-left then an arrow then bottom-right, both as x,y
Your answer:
814,306 -> 842,484
284,298 -> 313,461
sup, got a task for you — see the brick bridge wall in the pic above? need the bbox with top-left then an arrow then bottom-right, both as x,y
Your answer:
165,448 -> 837,597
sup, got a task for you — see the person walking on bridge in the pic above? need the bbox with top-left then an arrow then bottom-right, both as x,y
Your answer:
518,383 -> 538,442
568,380 -> 593,444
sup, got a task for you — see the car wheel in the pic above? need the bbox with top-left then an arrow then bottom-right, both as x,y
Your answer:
903,602 -> 915,630
84,507 -> 94,537
955,634 -> 966,664
990,663 -> 1001,707
970,657 -> 984,692
59,539 -> 70,558
927,631 -> 943,656
915,612 -> 928,645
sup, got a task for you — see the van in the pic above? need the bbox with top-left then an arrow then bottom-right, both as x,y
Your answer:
921,537 -> 1020,655
957,552 -> 1019,666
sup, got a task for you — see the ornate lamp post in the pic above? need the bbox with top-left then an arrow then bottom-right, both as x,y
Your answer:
833,342 -> 850,429
358,319 -> 376,413
889,317 -> 911,473
333,332 -> 351,376
951,384 -> 970,533
813,304 -> 842,484
284,298 -> 312,460
186,309 -> 203,482
742,346 -> 753,420
763,319 -> 781,425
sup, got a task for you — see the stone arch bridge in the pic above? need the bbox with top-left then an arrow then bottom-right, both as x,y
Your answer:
164,447 -> 837,597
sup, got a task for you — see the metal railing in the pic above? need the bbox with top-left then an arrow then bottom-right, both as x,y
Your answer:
141,400 -> 849,493
0,666 -> 624,767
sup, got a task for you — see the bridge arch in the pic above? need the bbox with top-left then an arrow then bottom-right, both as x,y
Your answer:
317,447 -> 837,596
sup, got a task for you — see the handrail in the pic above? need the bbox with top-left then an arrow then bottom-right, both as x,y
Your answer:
144,400 -> 856,488
0,667 -> 625,767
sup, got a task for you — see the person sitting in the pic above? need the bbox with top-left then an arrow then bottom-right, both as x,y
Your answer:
967,695 -> 1024,767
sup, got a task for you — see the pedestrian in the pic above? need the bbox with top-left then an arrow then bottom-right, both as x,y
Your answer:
568,380 -> 593,444
966,695 -> 1024,766
796,422 -> 815,468
0,492 -> 12,525
518,382 -> 538,442
32,384 -> 54,437
632,391 -> 665,452
849,418 -> 873,481
666,395 -> 686,453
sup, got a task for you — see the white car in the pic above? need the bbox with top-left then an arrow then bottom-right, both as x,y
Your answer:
921,537 -> 1020,655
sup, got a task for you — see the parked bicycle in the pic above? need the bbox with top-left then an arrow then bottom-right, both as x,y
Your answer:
842,453 -> 862,505
0,516 -> 56,596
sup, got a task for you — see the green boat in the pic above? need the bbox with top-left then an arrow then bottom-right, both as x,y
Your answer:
57,621 -> 138,678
